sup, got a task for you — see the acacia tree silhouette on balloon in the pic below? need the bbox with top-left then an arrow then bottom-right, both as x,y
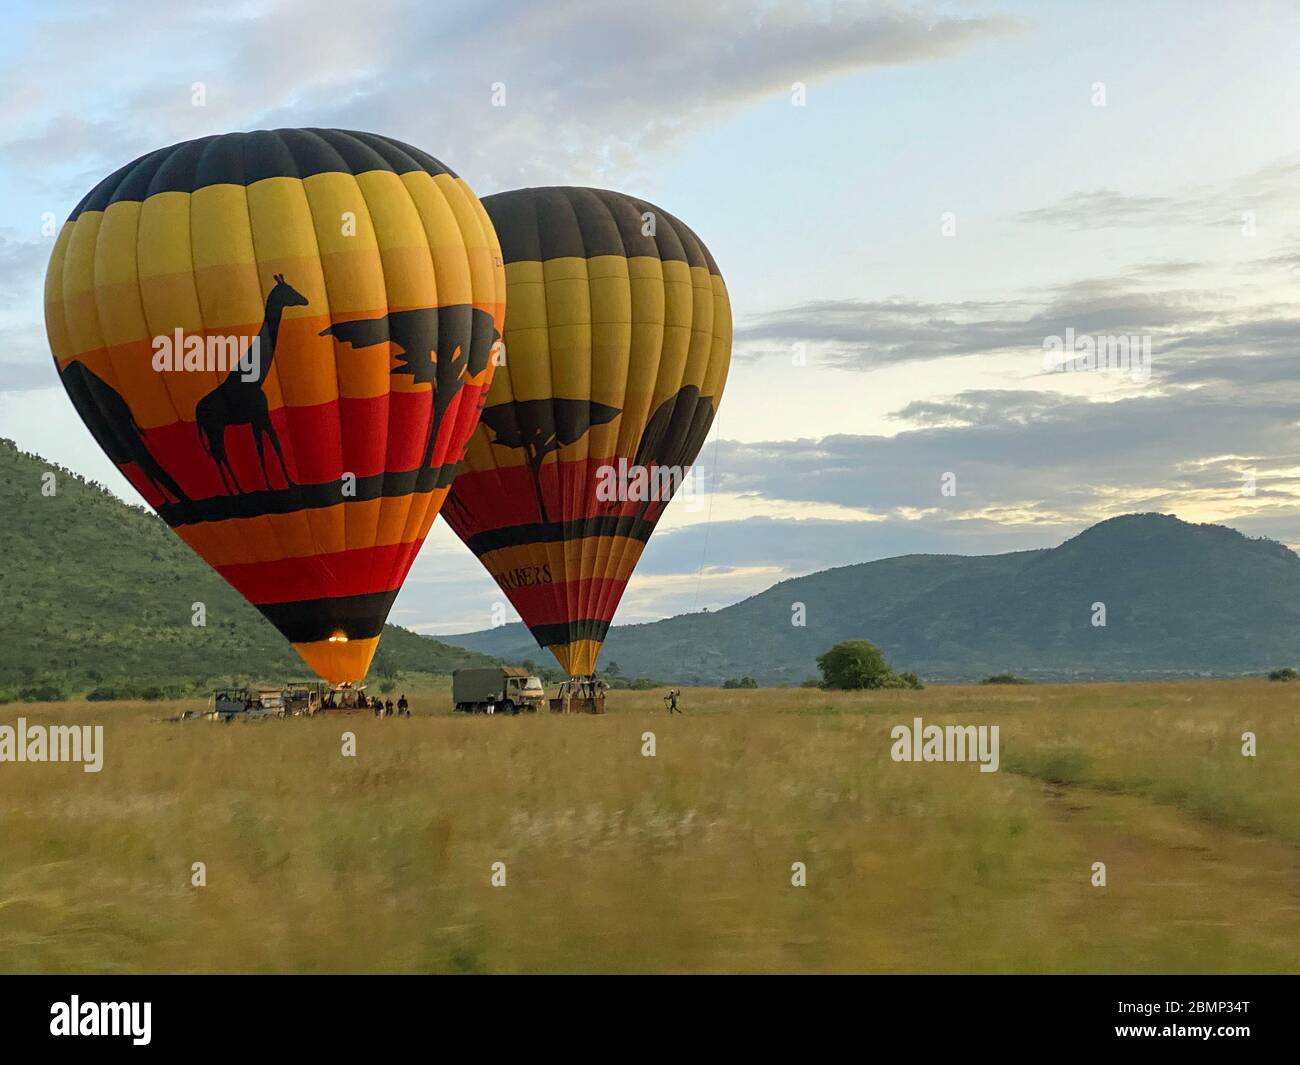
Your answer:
478,399 -> 621,523
610,384 -> 717,521
322,306 -> 500,471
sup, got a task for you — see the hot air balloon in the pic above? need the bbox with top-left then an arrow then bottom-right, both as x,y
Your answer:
440,187 -> 732,677
44,129 -> 505,683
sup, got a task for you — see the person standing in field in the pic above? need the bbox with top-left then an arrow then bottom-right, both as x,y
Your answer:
397,694 -> 409,717
385,698 -> 394,717
665,689 -> 682,714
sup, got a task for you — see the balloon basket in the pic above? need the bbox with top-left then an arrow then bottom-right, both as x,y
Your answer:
548,677 -> 607,715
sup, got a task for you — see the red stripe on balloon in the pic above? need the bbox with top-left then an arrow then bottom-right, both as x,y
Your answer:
444,455 -> 677,533
491,576 -> 628,627
215,541 -> 424,605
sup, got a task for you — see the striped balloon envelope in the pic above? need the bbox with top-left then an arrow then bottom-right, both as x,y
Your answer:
44,129 -> 505,683
441,187 -> 732,677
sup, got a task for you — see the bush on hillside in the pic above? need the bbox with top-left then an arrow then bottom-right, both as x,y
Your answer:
19,680 -> 68,702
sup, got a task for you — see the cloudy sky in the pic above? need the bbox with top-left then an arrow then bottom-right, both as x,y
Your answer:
3,0 -> 1299,635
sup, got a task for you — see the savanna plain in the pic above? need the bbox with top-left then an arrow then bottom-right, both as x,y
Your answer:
2,680 -> 1297,974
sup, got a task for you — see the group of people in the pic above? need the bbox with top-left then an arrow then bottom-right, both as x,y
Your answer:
372,694 -> 410,717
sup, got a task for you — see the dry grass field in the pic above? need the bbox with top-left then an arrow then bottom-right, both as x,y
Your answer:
1,679 -> 1297,973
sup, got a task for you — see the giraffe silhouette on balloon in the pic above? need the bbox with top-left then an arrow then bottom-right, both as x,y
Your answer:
195,274 -> 308,494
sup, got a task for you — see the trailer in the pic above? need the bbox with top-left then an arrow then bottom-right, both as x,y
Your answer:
452,667 -> 545,715
206,686 -> 287,722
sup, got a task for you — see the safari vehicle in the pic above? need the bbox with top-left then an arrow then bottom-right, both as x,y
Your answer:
452,667 -> 545,715
283,681 -> 323,716
207,686 -> 287,722
549,677 -> 608,715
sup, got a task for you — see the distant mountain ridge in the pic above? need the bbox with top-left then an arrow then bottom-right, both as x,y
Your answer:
0,438 -> 495,692
440,513 -> 1300,683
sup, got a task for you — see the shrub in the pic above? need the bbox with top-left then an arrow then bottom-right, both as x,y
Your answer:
19,681 -> 68,702
87,683 -> 134,701
876,671 -> 924,690
1267,667 -> 1297,682
816,640 -> 892,690
981,673 -> 1031,685
722,676 -> 758,689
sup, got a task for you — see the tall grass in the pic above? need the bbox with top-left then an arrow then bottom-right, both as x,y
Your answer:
0,679 -> 1296,973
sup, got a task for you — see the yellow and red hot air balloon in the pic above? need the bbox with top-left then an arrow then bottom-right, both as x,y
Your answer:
441,186 -> 732,677
44,129 -> 505,683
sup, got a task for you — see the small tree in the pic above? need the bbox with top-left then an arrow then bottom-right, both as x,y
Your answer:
374,652 -> 399,683
816,640 -> 893,690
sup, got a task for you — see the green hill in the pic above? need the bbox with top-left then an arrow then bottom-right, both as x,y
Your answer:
444,514 -> 1300,684
0,438 -> 495,696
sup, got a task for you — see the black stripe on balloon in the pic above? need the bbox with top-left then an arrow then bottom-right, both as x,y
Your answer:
527,619 -> 613,649
257,590 -> 399,644
69,129 -> 455,221
462,515 -> 658,556
156,462 -> 462,528
482,187 -> 720,274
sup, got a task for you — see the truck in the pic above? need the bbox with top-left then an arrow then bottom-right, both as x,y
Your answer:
452,667 -> 546,715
